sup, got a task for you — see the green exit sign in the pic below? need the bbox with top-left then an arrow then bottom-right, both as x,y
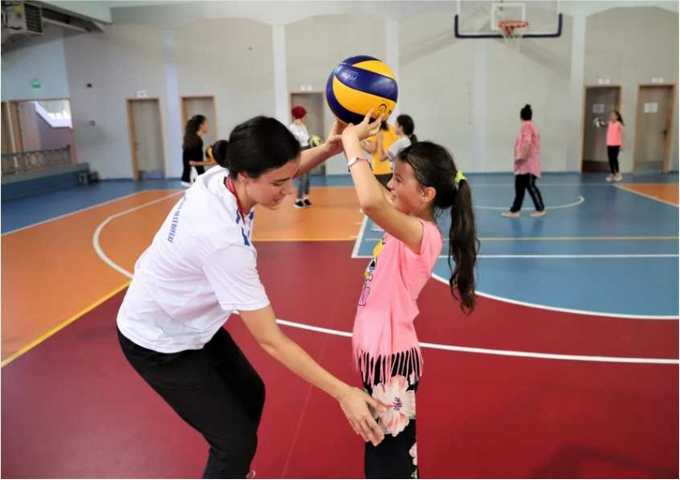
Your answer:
31,79 -> 41,89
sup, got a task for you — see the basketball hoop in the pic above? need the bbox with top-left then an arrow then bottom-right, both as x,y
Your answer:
497,19 -> 529,47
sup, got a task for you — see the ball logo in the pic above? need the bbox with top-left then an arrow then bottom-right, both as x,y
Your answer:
340,71 -> 358,82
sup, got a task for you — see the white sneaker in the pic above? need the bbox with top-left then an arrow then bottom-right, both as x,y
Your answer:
614,173 -> 623,182
606,174 -> 614,182
530,210 -> 546,217
502,211 -> 520,218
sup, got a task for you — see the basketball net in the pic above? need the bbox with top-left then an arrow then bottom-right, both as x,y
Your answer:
498,20 -> 528,50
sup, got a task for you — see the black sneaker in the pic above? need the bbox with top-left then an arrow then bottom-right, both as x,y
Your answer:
303,198 -> 312,207
294,199 -> 305,209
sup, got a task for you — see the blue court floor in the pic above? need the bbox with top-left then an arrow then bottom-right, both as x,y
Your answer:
3,173 -> 678,318
354,174 -> 679,318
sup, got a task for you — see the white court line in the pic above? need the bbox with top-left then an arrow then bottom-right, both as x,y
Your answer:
614,184 -> 679,208
2,189 -> 178,236
93,193 -> 679,362
431,272 -> 678,321
350,223 -> 678,320
474,254 -> 678,259
471,181 -> 676,187
276,319 -> 677,365
476,196 -> 584,211
350,215 -> 369,258
353,253 -> 678,259
92,191 -> 183,278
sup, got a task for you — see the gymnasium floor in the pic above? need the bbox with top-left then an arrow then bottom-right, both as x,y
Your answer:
1,172 -> 678,478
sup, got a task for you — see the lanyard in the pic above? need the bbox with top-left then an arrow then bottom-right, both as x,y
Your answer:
224,175 -> 252,246
224,176 -> 247,220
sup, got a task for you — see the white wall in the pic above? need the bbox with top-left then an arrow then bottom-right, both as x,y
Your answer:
63,24 -> 167,178
286,14 -> 387,174
1,26 -> 70,101
584,6 -> 679,172
174,18 -> 275,140
4,1 -> 677,177
399,8 -> 573,173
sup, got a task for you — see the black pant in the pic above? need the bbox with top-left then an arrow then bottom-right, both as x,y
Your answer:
181,163 -> 205,183
118,328 -> 265,478
375,174 -> 391,189
511,174 -> 545,213
607,146 -> 620,174
362,351 -> 420,479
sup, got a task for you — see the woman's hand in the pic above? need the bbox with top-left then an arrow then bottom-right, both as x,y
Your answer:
322,119 -> 349,156
336,385 -> 387,446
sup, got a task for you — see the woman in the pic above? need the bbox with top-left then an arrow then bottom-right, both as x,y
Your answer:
117,116 -> 386,478
182,114 -> 209,187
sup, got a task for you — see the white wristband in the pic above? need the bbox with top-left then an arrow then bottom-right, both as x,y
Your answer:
347,156 -> 369,171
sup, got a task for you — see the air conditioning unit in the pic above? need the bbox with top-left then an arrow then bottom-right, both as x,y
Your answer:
2,2 -> 43,36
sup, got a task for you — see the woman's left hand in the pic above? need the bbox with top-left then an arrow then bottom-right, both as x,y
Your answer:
323,119 -> 349,156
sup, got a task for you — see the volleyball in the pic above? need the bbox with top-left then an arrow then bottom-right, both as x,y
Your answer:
325,55 -> 398,125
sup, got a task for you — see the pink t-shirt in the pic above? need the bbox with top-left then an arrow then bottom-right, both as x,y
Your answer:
353,220 -> 443,385
514,121 -> 541,177
606,121 -> 623,146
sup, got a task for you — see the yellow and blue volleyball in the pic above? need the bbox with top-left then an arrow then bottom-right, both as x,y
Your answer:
325,55 -> 398,125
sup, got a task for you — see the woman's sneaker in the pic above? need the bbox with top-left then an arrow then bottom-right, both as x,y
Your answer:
502,211 -> 520,218
606,174 -> 614,182
294,199 -> 305,208
530,210 -> 546,217
614,173 -> 623,182
303,198 -> 312,207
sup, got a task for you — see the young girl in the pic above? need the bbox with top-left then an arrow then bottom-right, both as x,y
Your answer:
503,104 -> 545,218
606,110 -> 624,182
342,112 -> 479,478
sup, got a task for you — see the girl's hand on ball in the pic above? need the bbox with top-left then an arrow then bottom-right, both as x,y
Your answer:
342,109 -> 383,141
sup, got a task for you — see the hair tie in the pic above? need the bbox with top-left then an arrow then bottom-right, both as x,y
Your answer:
454,170 -> 466,187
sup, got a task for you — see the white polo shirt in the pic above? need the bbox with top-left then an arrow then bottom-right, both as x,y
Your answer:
117,166 -> 270,353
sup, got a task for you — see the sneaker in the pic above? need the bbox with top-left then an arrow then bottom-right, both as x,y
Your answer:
303,198 -> 312,207
294,199 -> 305,208
614,173 -> 623,182
605,174 -> 614,182
502,211 -> 520,218
530,210 -> 546,217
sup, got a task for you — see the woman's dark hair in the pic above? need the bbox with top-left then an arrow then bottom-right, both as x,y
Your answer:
397,142 -> 478,313
221,116 -> 300,178
613,110 -> 624,125
396,114 -> 417,143
183,114 -> 206,149
520,104 -> 532,121
208,140 -> 229,165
